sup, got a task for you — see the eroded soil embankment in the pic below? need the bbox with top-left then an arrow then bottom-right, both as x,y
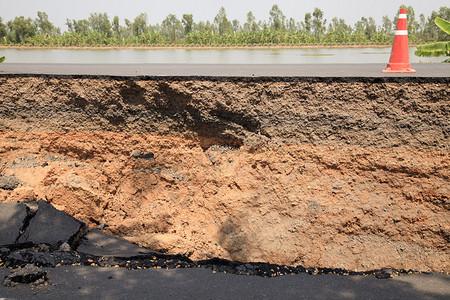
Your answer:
0,76 -> 449,272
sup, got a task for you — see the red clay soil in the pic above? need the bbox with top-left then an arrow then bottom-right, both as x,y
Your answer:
0,76 -> 448,272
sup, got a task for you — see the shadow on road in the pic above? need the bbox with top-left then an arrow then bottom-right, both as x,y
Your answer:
1,266 -> 449,299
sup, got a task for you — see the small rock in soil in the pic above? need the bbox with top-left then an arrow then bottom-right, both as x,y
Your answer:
0,175 -> 21,190
59,242 -> 71,252
130,150 -> 142,158
209,153 -> 216,165
130,150 -> 154,160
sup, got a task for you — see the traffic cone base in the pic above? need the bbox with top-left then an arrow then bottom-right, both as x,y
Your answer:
382,8 -> 415,73
382,63 -> 416,73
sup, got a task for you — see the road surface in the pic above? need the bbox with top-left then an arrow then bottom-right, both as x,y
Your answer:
1,63 -> 449,77
1,266 -> 449,300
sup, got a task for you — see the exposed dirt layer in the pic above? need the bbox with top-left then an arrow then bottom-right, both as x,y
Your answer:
0,76 -> 449,273
0,76 -> 448,150
1,131 -> 448,272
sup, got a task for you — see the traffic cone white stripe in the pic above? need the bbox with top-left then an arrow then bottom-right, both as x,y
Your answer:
398,14 -> 407,19
395,30 -> 408,35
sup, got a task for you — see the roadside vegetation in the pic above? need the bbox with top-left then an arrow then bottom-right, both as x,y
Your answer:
415,17 -> 450,62
0,5 -> 448,47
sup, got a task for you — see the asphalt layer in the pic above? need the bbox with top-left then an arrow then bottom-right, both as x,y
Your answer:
1,267 -> 449,300
1,63 -> 449,77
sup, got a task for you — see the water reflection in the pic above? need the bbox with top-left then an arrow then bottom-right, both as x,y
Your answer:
0,47 -> 444,64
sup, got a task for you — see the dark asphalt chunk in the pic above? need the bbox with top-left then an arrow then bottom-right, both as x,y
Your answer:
0,202 -> 28,245
17,200 -> 87,250
2,264 -> 48,287
2,250 -> 80,268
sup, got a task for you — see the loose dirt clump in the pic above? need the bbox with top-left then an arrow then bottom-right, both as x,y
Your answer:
2,264 -> 49,287
0,76 -> 448,272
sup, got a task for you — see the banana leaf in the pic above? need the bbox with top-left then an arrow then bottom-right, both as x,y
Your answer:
415,41 -> 449,57
435,17 -> 450,35
0,56 -> 5,63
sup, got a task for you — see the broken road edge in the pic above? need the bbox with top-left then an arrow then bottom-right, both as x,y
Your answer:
0,200 -> 445,281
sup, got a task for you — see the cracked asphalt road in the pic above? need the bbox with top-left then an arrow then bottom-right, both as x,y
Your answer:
1,201 -> 450,299
1,65 -> 449,298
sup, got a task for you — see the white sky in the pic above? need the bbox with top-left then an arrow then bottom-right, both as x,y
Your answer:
0,0 -> 447,30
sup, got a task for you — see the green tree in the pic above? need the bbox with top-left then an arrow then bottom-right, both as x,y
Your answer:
194,20 -> 214,33
35,11 -> 58,36
195,21 -> 206,32
88,13 -> 112,37
2,5 -> 449,48
182,14 -> 193,36
312,8 -> 326,37
214,7 -> 231,34
125,19 -> 132,29
112,16 -> 120,37
162,14 -> 183,42
243,11 -> 256,32
354,18 -> 364,34
0,17 -> 7,38
381,15 -> 393,35
327,17 -> 351,42
65,19 -> 74,33
7,16 -> 37,43
122,18 -> 133,38
206,20 -> 214,32
72,19 -> 90,35
423,10 -> 439,40
287,18 -> 297,33
269,4 -> 285,31
133,13 -> 148,37
353,17 -> 376,39
232,19 -> 241,32
302,12 -> 312,34
417,13 -> 426,39
366,17 -> 377,39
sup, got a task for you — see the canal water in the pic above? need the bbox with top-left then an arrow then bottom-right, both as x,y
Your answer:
0,47 -> 444,64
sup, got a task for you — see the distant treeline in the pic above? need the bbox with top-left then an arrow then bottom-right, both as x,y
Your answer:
0,5 -> 449,47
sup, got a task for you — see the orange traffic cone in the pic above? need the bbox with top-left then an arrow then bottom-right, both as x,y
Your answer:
382,8 -> 416,73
